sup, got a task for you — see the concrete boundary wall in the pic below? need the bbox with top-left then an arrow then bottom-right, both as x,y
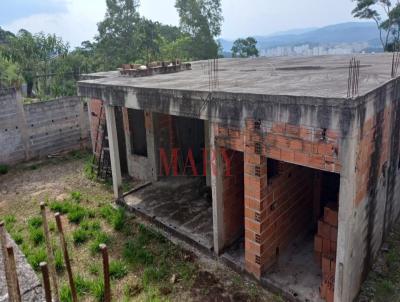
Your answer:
0,88 -> 90,165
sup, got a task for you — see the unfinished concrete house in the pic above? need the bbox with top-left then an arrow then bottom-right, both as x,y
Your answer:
77,54 -> 400,302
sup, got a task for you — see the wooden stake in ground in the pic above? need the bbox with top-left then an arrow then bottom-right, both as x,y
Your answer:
40,262 -> 52,302
55,213 -> 78,302
6,246 -> 21,302
40,202 -> 60,301
0,222 -> 14,301
100,244 -> 111,302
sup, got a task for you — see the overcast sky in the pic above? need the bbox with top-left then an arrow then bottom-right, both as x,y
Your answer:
1,0 -> 361,47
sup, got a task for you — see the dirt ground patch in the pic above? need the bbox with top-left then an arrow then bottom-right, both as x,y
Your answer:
0,154 -> 281,302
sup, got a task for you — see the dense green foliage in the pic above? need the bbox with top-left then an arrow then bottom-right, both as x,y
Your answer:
96,0 -> 142,69
3,30 -> 69,97
352,0 -> 400,51
0,0 -> 223,99
231,37 -> 259,58
175,0 -> 223,59
0,57 -> 22,88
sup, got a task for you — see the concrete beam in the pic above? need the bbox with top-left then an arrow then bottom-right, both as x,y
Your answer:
105,105 -> 123,198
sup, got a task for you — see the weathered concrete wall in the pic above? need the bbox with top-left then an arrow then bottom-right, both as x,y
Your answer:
339,79 -> 400,302
0,88 -> 90,165
124,109 -> 157,181
0,88 -> 27,164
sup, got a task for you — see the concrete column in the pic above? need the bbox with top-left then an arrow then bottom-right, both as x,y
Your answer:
145,111 -> 158,181
334,129 -> 358,302
105,105 -> 122,199
204,120 -> 211,187
121,107 -> 131,159
210,123 -> 224,254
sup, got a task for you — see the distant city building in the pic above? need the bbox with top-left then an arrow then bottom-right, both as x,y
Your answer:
260,42 -> 372,57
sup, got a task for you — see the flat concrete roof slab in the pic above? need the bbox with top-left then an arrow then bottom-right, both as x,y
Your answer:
79,54 -> 396,98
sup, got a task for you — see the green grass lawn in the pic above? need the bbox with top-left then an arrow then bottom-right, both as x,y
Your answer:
358,226 -> 400,302
0,153 -> 278,302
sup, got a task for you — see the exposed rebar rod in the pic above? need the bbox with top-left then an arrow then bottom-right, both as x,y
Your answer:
347,57 -> 360,98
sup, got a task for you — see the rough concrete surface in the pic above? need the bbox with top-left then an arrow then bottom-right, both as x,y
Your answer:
222,233 -> 324,302
0,233 -> 43,302
123,177 -> 213,250
263,234 -> 324,302
80,54 -> 395,98
0,89 -> 90,165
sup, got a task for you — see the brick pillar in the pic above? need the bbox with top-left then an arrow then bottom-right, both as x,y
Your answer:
244,119 -> 269,279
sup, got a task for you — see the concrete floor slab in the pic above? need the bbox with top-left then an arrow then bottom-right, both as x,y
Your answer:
123,177 -> 214,250
222,233 -> 324,302
263,233 -> 324,302
221,237 -> 245,272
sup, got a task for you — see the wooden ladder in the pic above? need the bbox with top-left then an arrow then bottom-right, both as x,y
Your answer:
92,103 -> 112,180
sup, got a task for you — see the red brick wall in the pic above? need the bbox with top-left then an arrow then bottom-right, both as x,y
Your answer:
158,114 -> 175,149
265,162 -> 314,254
156,113 -> 176,176
215,125 -> 244,152
216,119 -> 326,278
215,120 -> 341,173
222,149 -> 244,246
244,159 -> 314,277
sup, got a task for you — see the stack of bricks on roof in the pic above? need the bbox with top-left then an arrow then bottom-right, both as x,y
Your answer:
78,53 -> 400,302
118,60 -> 192,77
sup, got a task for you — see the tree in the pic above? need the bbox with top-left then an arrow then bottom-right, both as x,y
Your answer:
96,0 -> 141,68
73,41 -> 100,73
3,29 -> 68,97
35,32 -> 69,96
3,30 -> 37,97
160,35 -> 192,61
0,56 -> 22,88
175,0 -> 223,59
231,37 -> 259,58
139,18 -> 161,63
0,27 -> 14,45
352,0 -> 400,51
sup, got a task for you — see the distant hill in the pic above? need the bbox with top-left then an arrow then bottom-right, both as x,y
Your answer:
219,22 -> 382,55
